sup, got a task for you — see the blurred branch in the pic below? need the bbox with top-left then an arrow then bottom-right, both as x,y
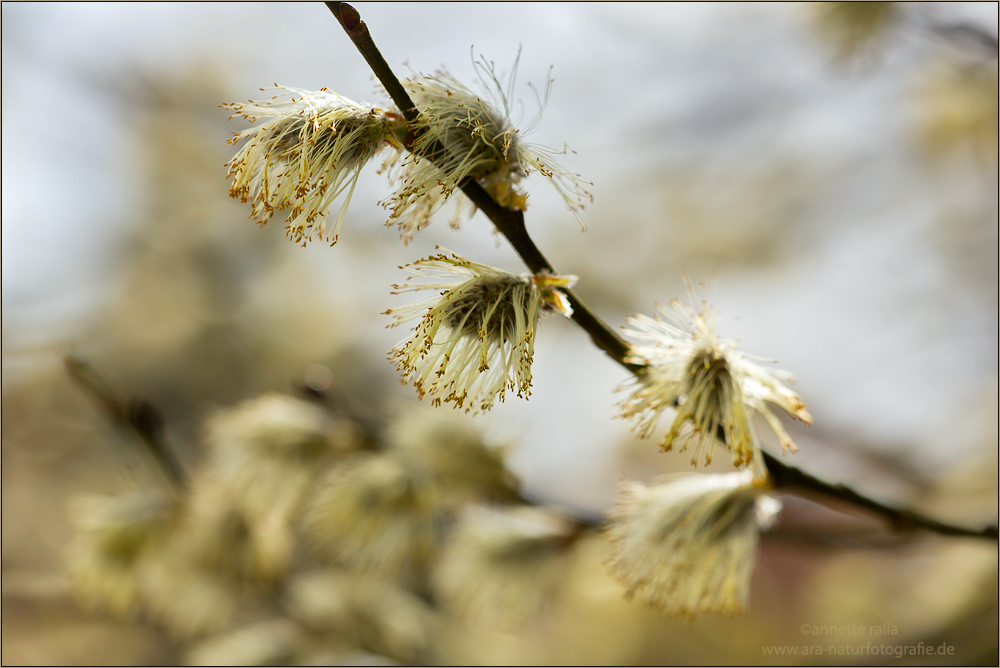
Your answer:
934,22 -> 999,53
328,3 -> 996,543
921,16 -> 999,56
65,354 -> 185,487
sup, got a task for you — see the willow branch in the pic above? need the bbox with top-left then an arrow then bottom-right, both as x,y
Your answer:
65,354 -> 185,487
763,452 -> 997,540
325,2 -> 419,124
326,1 -> 636,369
328,2 -> 996,542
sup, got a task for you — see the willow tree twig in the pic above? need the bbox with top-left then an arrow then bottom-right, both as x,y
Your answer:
763,452 -> 998,540
325,1 -> 638,371
327,2 -> 997,542
66,354 -> 185,487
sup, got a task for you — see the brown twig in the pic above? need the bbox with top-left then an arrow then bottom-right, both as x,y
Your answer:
325,1 -> 638,370
327,2 -> 996,543
65,354 -> 185,487
763,451 -> 998,540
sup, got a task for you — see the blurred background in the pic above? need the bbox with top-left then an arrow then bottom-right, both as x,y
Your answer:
2,2 -> 997,665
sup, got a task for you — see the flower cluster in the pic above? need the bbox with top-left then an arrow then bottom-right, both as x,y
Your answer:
225,54 -> 592,247
215,37 -> 821,628
618,285 -> 812,478
385,249 -> 575,413
67,391 -> 540,662
605,471 -> 780,616
67,393 -> 360,637
303,452 -> 439,583
433,505 -> 574,627
224,87 -> 406,245
382,58 -> 593,242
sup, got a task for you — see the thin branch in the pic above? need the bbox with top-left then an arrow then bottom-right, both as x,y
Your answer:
328,3 -> 997,543
929,21 -> 999,54
763,451 -> 998,540
326,1 -> 637,370
325,2 -> 419,124
65,354 -> 185,487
